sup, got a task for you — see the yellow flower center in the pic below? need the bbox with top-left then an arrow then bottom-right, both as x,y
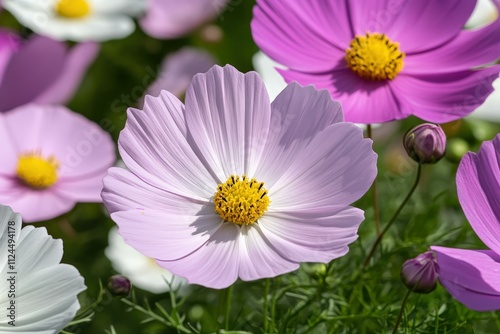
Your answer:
16,153 -> 59,189
56,0 -> 91,18
345,33 -> 405,81
214,175 -> 270,226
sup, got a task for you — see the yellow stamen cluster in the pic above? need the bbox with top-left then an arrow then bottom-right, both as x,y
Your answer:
56,0 -> 91,18
345,33 -> 405,81
16,152 -> 59,189
214,175 -> 270,226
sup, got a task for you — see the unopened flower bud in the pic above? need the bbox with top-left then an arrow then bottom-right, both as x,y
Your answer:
404,124 -> 446,164
107,275 -> 131,298
401,251 -> 439,294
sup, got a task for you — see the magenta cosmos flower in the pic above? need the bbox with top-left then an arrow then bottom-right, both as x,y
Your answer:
0,104 -> 115,222
432,135 -> 500,311
102,65 -> 377,289
251,0 -> 500,124
0,29 -> 99,112
140,0 -> 228,39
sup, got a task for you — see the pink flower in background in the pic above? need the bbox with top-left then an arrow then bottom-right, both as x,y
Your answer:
140,0 -> 229,39
0,30 -> 99,112
102,65 -> 377,289
0,104 -> 115,222
432,135 -> 500,311
145,47 -> 215,101
252,0 -> 500,124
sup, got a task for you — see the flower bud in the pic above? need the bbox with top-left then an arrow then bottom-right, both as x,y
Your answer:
107,275 -> 131,298
404,124 -> 446,164
401,251 -> 439,294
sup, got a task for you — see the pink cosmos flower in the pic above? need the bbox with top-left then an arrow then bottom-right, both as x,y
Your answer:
140,0 -> 229,39
102,65 -> 377,289
251,0 -> 500,124
0,29 -> 99,112
0,104 -> 115,222
432,135 -> 500,311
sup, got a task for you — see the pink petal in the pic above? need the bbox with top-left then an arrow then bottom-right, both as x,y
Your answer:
268,122 -> 377,209
252,0 -> 350,72
258,206 -> 364,263
184,65 -> 271,180
156,223 -> 240,289
34,42 -> 100,105
140,0 -> 228,39
238,224 -> 299,281
0,29 -> 20,85
102,167 -> 209,214
391,68 -> 500,123
119,91 -> 216,201
111,208 -> 222,261
278,68 -> 410,123
253,82 -> 343,187
456,135 -> 500,255
432,246 -> 500,311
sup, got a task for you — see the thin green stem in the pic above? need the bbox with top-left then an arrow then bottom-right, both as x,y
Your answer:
362,164 -> 422,270
224,285 -> 233,330
367,124 -> 382,236
392,290 -> 412,334
263,279 -> 270,333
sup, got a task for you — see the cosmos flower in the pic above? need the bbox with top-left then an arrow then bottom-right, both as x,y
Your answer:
0,104 -> 115,222
0,29 -> 98,112
102,65 -> 377,289
0,205 -> 86,332
432,135 -> 500,311
140,0 -> 228,39
251,0 -> 500,124
105,227 -> 187,294
3,0 -> 145,42
466,0 -> 498,29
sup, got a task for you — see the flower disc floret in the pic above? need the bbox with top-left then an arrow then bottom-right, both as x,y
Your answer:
345,33 -> 405,81
17,153 -> 59,189
56,0 -> 91,18
214,175 -> 270,226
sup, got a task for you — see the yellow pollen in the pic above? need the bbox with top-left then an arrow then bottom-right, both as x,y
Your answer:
214,175 -> 270,226
16,153 -> 59,189
56,0 -> 91,18
345,33 -> 405,81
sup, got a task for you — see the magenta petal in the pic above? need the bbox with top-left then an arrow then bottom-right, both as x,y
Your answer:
258,206 -> 364,263
254,82 -> 343,187
391,68 -> 500,123
112,208 -> 222,262
34,42 -> 99,105
0,35 -> 65,112
432,246 -> 500,311
184,65 -> 271,180
252,0 -> 350,72
456,135 -> 500,255
238,224 -> 299,281
0,29 -> 20,84
156,223 -> 240,289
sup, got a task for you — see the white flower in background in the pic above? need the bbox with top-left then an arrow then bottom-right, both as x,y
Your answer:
105,227 -> 187,294
464,0 -> 500,122
3,0 -> 145,42
252,51 -> 287,101
0,204 -> 86,333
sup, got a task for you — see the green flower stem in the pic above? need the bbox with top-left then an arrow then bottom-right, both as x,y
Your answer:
362,164 -> 422,270
367,124 -> 382,236
392,289 -> 412,334
224,285 -> 234,330
263,279 -> 270,332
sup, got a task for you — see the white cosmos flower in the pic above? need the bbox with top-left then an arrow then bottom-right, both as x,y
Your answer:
105,227 -> 187,294
466,0 -> 498,29
0,205 -> 86,333
3,0 -> 146,42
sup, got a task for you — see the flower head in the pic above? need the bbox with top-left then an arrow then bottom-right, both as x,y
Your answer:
252,0 -> 500,124
432,134 -> 500,311
140,0 -> 228,39
3,0 -> 145,41
0,205 -> 86,332
0,104 -> 115,222
404,124 -> 446,164
0,30 -> 98,112
102,65 -> 377,289
401,251 -> 439,294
